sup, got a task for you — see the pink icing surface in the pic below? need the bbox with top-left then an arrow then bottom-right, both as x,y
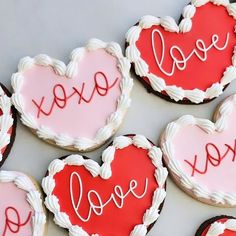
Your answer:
20,49 -> 122,139
0,182 -> 33,236
172,108 -> 236,193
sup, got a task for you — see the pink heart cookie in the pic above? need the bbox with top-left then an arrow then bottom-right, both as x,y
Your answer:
0,171 -> 47,236
11,39 -> 133,151
0,84 -> 17,167
161,94 -> 236,207
126,0 -> 236,104
42,135 -> 167,236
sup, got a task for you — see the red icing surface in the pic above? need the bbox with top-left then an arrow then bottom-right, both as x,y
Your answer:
201,218 -> 236,236
136,3 -> 236,90
53,145 -> 158,235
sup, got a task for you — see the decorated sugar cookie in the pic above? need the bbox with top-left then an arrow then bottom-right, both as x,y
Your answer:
161,94 -> 236,207
0,171 -> 47,236
42,135 -> 167,236
0,84 -> 17,167
126,0 -> 236,104
11,39 -> 133,151
195,215 -> 236,236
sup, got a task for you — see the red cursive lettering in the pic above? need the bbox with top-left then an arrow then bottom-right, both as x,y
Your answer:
32,71 -> 119,118
184,140 -> 236,177
2,207 -> 32,236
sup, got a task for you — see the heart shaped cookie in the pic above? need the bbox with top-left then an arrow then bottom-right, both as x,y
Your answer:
11,39 -> 133,151
195,215 -> 236,236
126,0 -> 236,103
161,94 -> 236,207
0,84 -> 17,167
42,135 -> 167,236
0,171 -> 47,236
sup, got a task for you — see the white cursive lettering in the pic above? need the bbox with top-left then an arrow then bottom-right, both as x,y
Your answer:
69,172 -> 149,222
151,29 -> 230,76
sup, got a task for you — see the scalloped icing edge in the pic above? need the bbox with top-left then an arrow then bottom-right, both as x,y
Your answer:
0,85 -> 14,161
195,215 -> 236,236
205,218 -> 236,235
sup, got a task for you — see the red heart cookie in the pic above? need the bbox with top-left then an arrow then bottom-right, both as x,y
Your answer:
195,215 -> 236,236
126,0 -> 236,103
161,94 -> 236,207
42,135 -> 167,236
11,39 -> 133,151
0,84 -> 17,167
0,171 -> 47,236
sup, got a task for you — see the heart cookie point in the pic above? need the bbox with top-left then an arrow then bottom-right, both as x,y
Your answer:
11,40 -> 133,151
42,134 -> 167,236
126,1 -> 236,104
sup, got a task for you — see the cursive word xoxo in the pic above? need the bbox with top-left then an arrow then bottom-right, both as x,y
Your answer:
151,29 -> 230,76
2,206 -> 32,236
184,140 -> 236,177
32,71 -> 119,118
70,172 -> 149,222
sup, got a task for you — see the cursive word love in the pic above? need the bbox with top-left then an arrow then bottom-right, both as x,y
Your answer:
151,29 -> 230,76
184,140 -> 236,177
70,172 -> 149,222
2,206 -> 32,236
32,71 -> 119,118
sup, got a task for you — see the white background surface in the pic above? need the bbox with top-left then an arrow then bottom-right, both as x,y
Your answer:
1,0 -> 236,235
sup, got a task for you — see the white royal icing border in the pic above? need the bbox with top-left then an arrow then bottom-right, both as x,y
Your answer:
0,86 -> 14,161
42,135 -> 168,236
0,170 -> 46,236
126,0 -> 236,103
205,218 -> 236,236
161,94 -> 236,206
11,38 -> 133,151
